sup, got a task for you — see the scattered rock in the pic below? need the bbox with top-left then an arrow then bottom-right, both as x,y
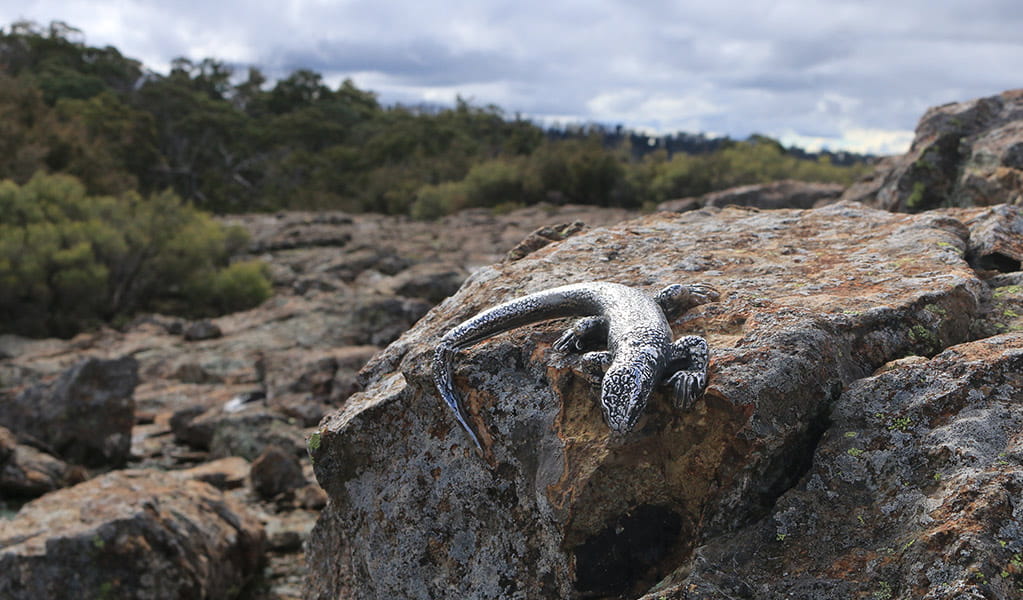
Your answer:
174,456 -> 250,490
2,425 -> 81,497
295,483 -> 328,510
842,88 -> 1023,211
264,509 -> 318,553
260,346 -> 378,426
170,405 -> 218,449
208,411 -> 305,461
384,262 -> 469,303
251,446 -> 307,500
0,357 -> 138,467
0,469 -> 265,600
660,180 -> 845,212
0,437 -> 81,497
505,221 -> 588,261
183,319 -> 223,341
342,294 -> 432,347
170,405 -> 303,461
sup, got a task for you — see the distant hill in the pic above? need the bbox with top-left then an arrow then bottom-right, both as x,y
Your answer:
0,20 -> 872,216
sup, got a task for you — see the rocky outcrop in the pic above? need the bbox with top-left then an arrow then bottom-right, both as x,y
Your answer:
0,469 -> 265,599
659,180 -> 845,212
842,89 -> 1023,212
0,357 -> 138,467
655,332 -> 1023,599
305,201 -> 1021,599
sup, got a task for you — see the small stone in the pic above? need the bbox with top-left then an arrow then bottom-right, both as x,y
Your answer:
250,445 -> 307,500
183,319 -> 223,341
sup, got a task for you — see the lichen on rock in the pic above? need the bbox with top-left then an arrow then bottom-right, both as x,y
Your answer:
305,201 -> 1007,599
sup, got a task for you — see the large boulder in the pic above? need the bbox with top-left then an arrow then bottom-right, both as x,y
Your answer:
305,202 -> 1005,599
842,88 -> 1023,212
657,332 -> 1023,599
0,469 -> 265,599
0,356 -> 138,467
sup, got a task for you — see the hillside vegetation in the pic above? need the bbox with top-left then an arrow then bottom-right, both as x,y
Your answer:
0,20 -> 872,337
1,20 -> 870,217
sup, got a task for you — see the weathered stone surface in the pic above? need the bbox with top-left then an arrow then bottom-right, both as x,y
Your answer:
173,456 -> 250,490
241,211 -> 354,252
183,319 -> 223,341
660,179 -> 845,212
842,88 -> 1023,211
170,403 -> 304,461
962,204 -> 1023,271
0,469 -> 265,600
382,262 -> 469,304
650,333 -> 1023,599
0,429 -> 81,497
505,221 -> 588,261
0,357 -> 137,467
250,445 -> 307,500
260,346 -> 378,426
306,202 -> 990,599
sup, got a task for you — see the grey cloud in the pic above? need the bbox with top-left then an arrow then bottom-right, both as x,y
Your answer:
270,39 -> 534,86
9,0 -> 1023,152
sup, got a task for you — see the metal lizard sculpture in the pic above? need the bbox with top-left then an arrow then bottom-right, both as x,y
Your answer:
432,281 -> 719,450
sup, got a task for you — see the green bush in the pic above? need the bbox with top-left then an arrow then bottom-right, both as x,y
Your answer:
411,181 -> 470,220
0,172 -> 271,337
186,259 -> 272,316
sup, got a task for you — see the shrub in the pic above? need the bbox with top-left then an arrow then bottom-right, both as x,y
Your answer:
190,260 -> 273,316
0,172 -> 271,337
410,181 -> 470,220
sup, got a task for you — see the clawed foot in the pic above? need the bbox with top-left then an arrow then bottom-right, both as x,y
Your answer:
662,335 -> 710,410
664,369 -> 707,410
655,283 -> 720,320
553,316 -> 608,353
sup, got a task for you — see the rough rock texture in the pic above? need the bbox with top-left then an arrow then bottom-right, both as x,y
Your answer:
305,201 -> 1016,599
0,357 -> 138,467
961,204 -> 1023,272
659,180 -> 845,212
251,446 -> 308,500
184,319 -> 224,341
0,469 -> 266,600
0,425 -> 81,497
842,88 -> 1023,212
0,202 -> 635,600
173,456 -> 251,490
654,333 -> 1023,599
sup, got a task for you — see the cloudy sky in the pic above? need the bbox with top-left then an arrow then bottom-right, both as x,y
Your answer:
3,1 -> 1020,154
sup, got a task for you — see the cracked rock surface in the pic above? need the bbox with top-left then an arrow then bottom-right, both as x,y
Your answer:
307,202 -> 1021,599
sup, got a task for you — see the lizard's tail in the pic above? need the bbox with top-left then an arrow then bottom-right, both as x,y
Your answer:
432,343 -> 483,451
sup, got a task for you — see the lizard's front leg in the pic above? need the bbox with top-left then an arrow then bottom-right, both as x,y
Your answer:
662,335 -> 710,410
553,316 -> 609,352
655,283 -> 719,320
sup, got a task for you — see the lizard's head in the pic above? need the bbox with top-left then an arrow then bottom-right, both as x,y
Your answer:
599,356 -> 658,434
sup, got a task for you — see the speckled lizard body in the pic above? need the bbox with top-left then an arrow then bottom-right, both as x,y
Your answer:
433,281 -> 718,450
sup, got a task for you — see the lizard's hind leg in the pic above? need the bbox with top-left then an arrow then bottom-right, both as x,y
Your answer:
553,316 -> 609,352
655,283 -> 720,320
662,335 -> 710,410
